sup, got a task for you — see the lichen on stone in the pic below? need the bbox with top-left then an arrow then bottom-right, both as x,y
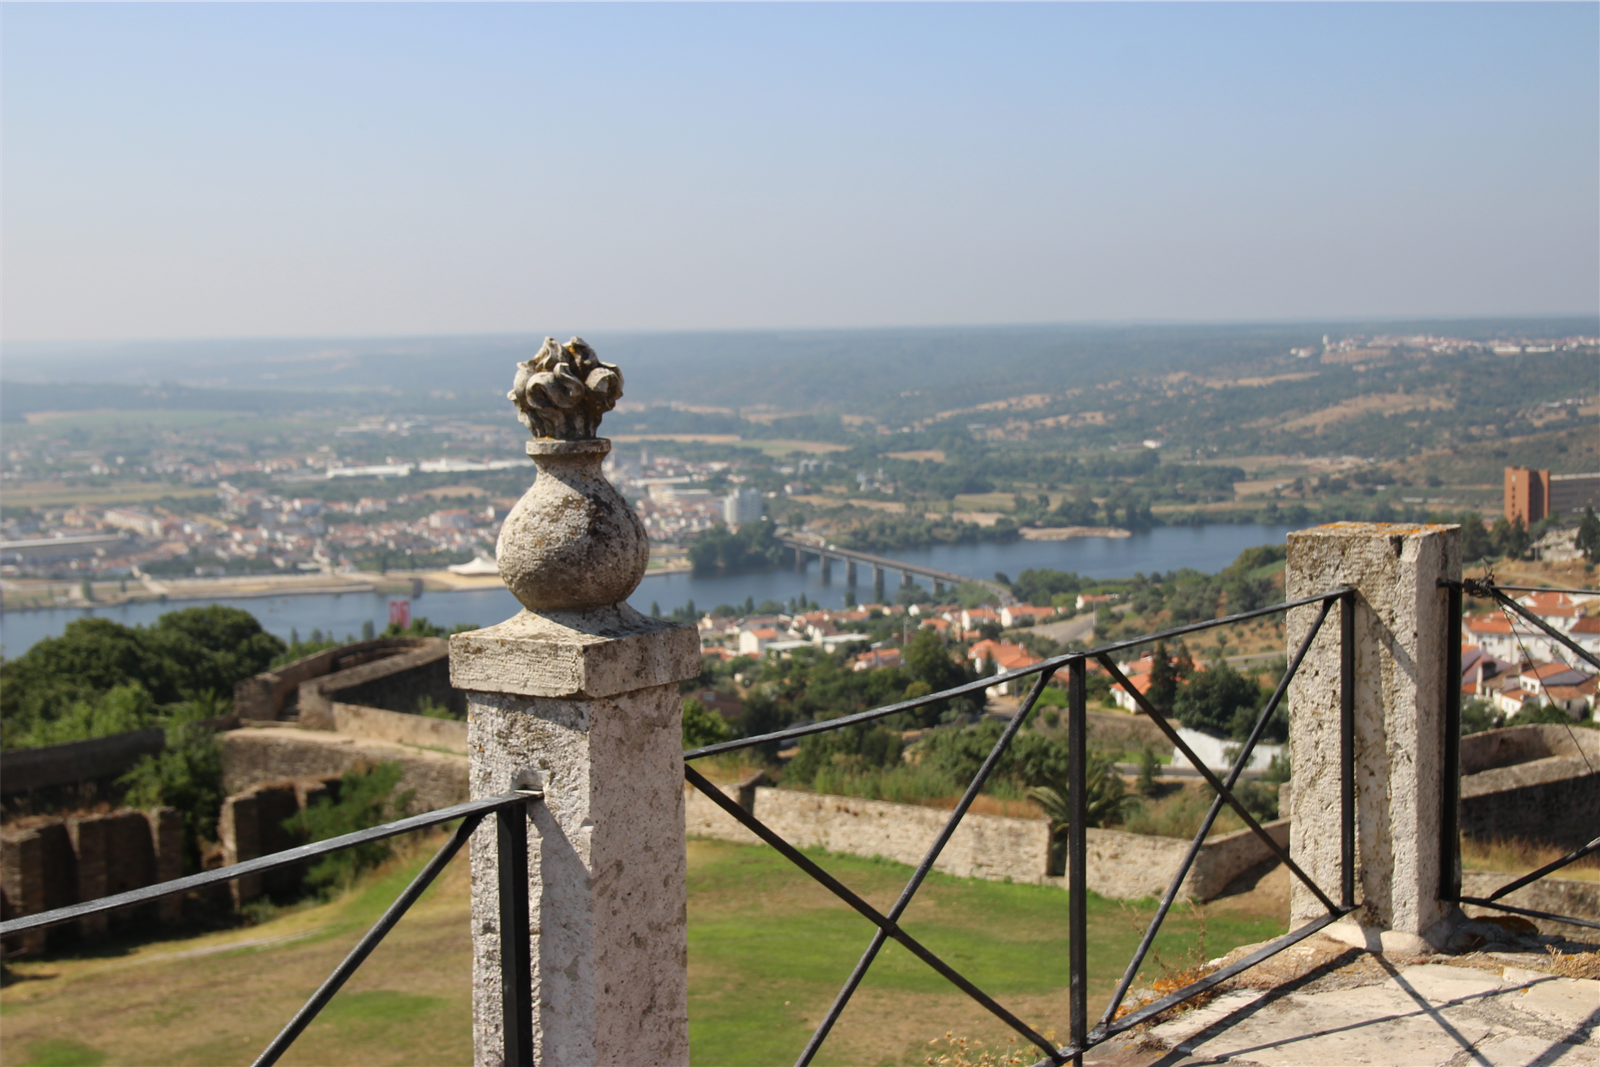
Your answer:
508,337 -> 623,441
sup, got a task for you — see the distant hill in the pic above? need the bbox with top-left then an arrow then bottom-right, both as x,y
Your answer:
4,318 -> 1592,423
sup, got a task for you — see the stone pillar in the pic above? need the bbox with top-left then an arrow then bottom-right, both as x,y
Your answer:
846,560 -> 857,586
146,807 -> 185,924
67,815 -> 112,937
453,611 -> 698,1066
459,338 -> 700,1067
0,822 -> 75,954
1285,522 -> 1460,953
795,547 -> 807,573
819,556 -> 832,583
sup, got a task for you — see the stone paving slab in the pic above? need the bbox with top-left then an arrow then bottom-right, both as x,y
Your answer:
1089,938 -> 1598,1067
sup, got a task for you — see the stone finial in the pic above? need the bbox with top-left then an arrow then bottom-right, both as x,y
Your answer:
496,338 -> 649,613
508,337 -> 622,441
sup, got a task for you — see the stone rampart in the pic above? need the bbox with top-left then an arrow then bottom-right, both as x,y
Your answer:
0,730 -> 165,796
219,725 -> 468,814
0,807 -> 183,954
233,637 -> 454,725
684,783 -> 1289,902
331,702 -> 468,754
218,776 -> 340,905
1459,869 -> 1600,940
1458,724 -> 1600,852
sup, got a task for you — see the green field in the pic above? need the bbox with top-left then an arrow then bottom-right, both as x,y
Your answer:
0,836 -> 1286,1067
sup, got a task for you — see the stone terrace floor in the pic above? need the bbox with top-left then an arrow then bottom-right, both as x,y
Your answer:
1088,930 -> 1599,1067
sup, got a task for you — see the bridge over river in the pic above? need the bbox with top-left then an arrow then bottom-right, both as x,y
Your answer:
774,534 -> 1015,605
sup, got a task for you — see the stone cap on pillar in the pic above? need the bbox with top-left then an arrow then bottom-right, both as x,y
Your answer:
449,603 -> 700,699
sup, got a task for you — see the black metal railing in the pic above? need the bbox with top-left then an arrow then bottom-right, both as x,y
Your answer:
2,584 -> 1365,1067
1439,577 -> 1600,934
0,790 -> 541,1067
685,585 -> 1358,1066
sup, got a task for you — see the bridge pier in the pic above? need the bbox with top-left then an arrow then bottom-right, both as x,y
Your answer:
901,570 -> 912,589
794,547 -> 807,573
933,579 -> 944,597
819,556 -> 832,584
872,566 -> 884,604
845,560 -> 857,586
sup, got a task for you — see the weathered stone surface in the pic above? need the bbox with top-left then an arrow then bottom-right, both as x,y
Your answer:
467,682 -> 691,1067
1141,959 -> 1600,1067
507,337 -> 622,443
450,605 -> 699,699
330,702 -> 467,753
1285,522 -> 1460,940
495,440 -> 650,613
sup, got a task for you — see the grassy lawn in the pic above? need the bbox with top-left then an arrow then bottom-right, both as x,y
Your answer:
1,836 -> 1286,1067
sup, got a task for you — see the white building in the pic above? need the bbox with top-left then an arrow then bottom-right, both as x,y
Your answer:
723,489 -> 763,527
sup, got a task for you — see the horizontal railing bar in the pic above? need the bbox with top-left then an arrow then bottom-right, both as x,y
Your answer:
685,587 -> 1352,759
683,765 -> 1059,1060
0,791 -> 534,937
254,810 -> 490,1067
1477,836 -> 1600,902
1453,897 -> 1600,932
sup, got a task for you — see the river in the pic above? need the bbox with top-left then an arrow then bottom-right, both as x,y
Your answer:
1,523 -> 1299,654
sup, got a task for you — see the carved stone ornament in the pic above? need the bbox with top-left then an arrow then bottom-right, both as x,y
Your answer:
507,336 -> 622,441
497,339 -> 649,612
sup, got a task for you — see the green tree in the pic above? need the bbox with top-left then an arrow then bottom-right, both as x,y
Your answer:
1028,754 -> 1135,874
1147,641 -> 1178,712
1172,661 -> 1262,738
120,715 -> 225,869
1136,744 -> 1162,797
902,628 -> 974,725
682,697 -> 735,749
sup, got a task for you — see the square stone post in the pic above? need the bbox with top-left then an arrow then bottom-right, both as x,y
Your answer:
1285,522 -> 1460,953
452,605 -> 700,1067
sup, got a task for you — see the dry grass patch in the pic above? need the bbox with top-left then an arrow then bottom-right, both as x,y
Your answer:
1461,836 -> 1600,884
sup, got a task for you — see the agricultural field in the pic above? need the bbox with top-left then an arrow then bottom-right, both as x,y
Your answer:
0,836 -> 1288,1067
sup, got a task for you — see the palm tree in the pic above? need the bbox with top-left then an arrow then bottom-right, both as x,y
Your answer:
1028,754 -> 1136,875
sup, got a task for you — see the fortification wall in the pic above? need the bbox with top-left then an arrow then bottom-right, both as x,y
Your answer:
0,807 -> 182,954
684,783 -> 1289,902
1459,870 -> 1600,940
232,637 -> 449,723
219,725 -> 468,813
331,703 -> 467,754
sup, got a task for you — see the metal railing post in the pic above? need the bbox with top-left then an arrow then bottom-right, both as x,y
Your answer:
1068,656 -> 1087,1067
1440,580 -> 1462,906
1340,591 -> 1356,911
497,801 -> 534,1067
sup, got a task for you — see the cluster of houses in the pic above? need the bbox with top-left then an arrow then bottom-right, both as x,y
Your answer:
697,597 -> 1107,697
1461,590 -> 1599,721
693,585 -> 1600,727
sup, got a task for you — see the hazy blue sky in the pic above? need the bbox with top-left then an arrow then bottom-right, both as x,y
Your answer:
3,3 -> 1596,342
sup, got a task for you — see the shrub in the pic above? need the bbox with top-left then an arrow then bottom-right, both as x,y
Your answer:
284,763 -> 415,892
119,713 -> 226,870
682,697 -> 735,749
